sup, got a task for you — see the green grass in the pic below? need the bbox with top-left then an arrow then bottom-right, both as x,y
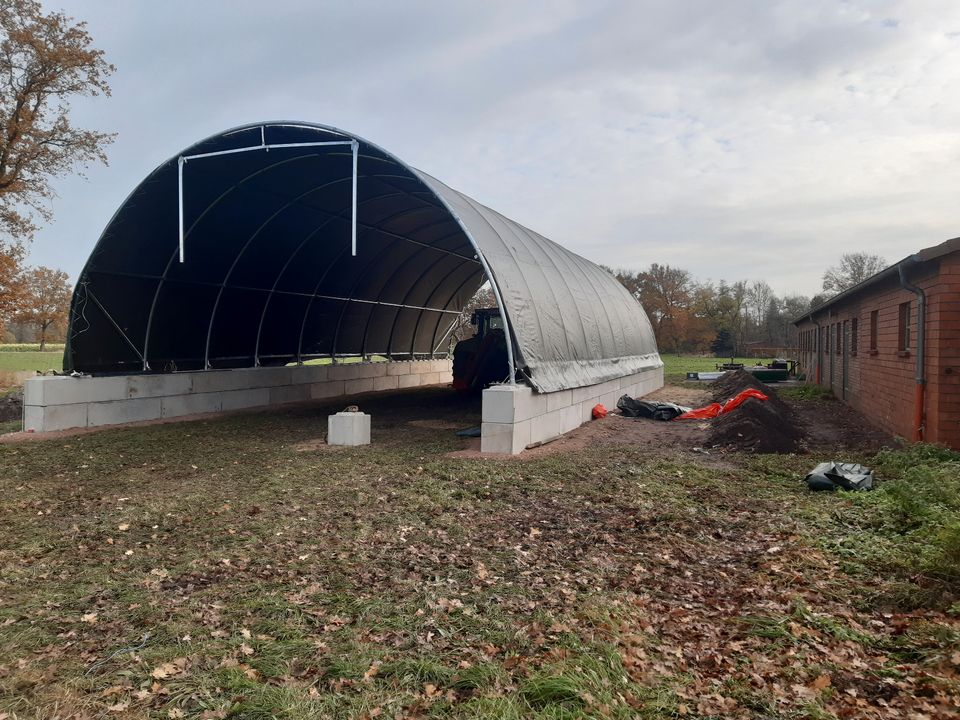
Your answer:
0,390 -> 956,718
0,343 -> 65,353
296,355 -> 389,366
658,354 -> 754,382
0,350 -> 62,372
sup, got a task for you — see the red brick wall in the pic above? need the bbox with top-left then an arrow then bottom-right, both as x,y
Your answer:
795,253 -> 960,450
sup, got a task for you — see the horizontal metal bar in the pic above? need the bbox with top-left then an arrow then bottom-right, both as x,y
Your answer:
181,140 -> 354,163
85,269 -> 462,315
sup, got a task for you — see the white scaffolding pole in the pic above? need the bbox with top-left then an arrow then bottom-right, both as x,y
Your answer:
177,130 -> 357,263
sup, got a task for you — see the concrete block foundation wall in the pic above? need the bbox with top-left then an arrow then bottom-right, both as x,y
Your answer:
23,359 -> 453,433
480,366 -> 664,454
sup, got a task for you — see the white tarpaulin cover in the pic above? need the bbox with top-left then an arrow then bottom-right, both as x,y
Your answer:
65,122 -> 661,393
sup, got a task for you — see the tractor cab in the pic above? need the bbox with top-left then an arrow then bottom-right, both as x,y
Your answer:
452,308 -> 510,393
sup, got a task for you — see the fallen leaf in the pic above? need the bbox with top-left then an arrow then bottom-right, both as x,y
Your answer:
810,673 -> 832,691
118,523 -> 130,531
81,613 -> 98,624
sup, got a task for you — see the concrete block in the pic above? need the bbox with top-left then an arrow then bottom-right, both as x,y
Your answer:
269,384 -> 312,405
311,380 -> 345,399
430,359 -> 452,374
191,367 -> 291,393
397,374 -> 421,389
344,377 -> 375,395
221,388 -> 271,411
127,373 -> 193,399
23,377 -> 44,406
546,389 -> 572,413
437,369 -> 453,383
327,364 -> 362,381
292,365 -> 329,384
600,391 -> 620,411
529,409 -> 562,445
559,404 -> 583,434
580,400 -> 595,422
23,405 -> 44,432
328,411 -> 371,446
527,392 -> 548,418
39,376 -> 128,405
26,403 -> 88,432
88,397 -> 162,427
374,375 -> 399,391
161,392 -> 222,418
482,384 -> 533,423
357,363 -> 388,379
480,420 -> 530,454
420,372 -> 442,386
387,361 -> 413,376
571,384 -> 597,405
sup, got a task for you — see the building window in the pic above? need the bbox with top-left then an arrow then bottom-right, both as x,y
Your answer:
869,310 -> 878,352
851,318 -> 858,354
836,323 -> 842,355
898,302 -> 911,352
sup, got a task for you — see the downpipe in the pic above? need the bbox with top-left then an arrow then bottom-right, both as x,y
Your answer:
807,312 -> 823,385
898,261 -> 926,442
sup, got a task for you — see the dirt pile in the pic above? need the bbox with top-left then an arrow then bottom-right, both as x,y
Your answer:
706,370 -> 805,453
0,389 -> 22,423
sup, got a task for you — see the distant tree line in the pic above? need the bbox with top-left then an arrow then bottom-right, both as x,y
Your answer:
606,251 -> 886,357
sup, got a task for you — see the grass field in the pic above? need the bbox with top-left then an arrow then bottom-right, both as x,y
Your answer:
659,355 -> 753,382
0,350 -> 749,380
0,351 -> 62,373
0,389 -> 956,718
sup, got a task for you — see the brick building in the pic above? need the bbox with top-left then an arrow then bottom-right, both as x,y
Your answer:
794,237 -> 960,449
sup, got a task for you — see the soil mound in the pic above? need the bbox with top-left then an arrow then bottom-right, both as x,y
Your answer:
706,370 -> 805,453
0,389 -> 22,423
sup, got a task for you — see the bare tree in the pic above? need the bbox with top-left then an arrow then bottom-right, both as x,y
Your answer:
447,285 -> 496,347
822,252 -> 886,294
0,0 -> 115,241
746,280 -> 773,330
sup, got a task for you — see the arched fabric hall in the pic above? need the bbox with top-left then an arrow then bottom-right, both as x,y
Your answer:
27,122 -> 663,453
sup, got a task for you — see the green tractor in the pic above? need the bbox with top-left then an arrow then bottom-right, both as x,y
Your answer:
452,308 -> 510,393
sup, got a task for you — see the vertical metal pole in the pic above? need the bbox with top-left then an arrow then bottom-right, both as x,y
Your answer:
178,157 -> 186,263
351,140 -> 359,256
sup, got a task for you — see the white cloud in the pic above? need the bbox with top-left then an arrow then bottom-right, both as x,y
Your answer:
28,0 -> 960,297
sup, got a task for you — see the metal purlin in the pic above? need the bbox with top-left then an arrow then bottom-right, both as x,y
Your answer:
203,164 -> 359,368
429,268 -> 488,354
252,191 -> 405,366
357,230 -> 468,359
294,170 -> 480,362
142,154 -> 320,370
295,202 -> 477,363
203,174 -> 462,368
248,185 -> 466,365
408,259 -> 482,358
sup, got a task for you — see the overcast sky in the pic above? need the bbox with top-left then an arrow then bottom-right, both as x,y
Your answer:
28,0 -> 960,297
